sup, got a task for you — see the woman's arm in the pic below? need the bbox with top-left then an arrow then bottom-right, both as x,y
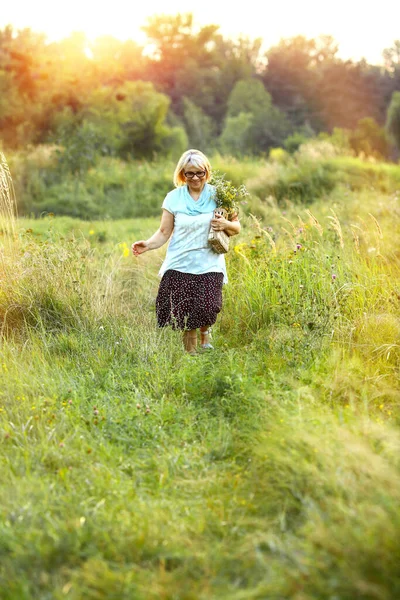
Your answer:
211,213 -> 241,237
132,209 -> 174,255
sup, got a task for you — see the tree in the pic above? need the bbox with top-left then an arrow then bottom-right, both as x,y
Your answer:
141,14 -> 263,128
182,98 -> 215,151
218,112 -> 253,157
386,91 -> 400,153
219,79 -> 290,155
313,59 -> 383,131
262,35 -> 338,131
89,36 -> 146,85
81,81 -> 186,159
142,14 -> 219,108
0,26 -> 50,146
383,40 -> 400,72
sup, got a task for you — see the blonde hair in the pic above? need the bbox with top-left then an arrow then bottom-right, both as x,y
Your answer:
173,149 -> 212,187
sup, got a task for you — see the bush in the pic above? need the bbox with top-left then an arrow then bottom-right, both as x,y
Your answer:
349,117 -> 391,159
283,131 -> 309,153
247,157 -> 337,205
12,155 -> 175,219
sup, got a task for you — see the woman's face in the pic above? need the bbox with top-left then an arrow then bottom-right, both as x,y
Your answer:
183,163 -> 207,192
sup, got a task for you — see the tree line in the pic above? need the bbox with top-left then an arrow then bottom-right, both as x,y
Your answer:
1,14 -> 400,161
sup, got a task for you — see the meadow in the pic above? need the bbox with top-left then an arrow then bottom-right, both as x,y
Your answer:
0,146 -> 400,599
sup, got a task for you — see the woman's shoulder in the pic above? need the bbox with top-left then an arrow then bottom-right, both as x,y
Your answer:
162,187 -> 184,210
165,187 -> 181,199
167,186 -> 188,201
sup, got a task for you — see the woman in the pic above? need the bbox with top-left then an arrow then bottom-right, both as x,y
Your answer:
131,149 -> 240,354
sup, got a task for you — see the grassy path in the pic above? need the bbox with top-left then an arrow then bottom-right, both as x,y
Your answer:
1,187 -> 400,599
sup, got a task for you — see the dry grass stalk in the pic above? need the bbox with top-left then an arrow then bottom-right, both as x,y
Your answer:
368,213 -> 383,239
0,152 -> 17,242
327,209 -> 344,249
281,215 -> 296,232
305,209 -> 323,236
297,214 -> 306,230
350,225 -> 361,254
248,213 -> 263,232
260,228 -> 276,252
281,227 -> 295,247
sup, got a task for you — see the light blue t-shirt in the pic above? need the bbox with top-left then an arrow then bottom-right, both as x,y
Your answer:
158,183 -> 228,284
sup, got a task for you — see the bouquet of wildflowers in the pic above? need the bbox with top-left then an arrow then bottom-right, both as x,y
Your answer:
209,170 -> 248,219
207,171 -> 248,254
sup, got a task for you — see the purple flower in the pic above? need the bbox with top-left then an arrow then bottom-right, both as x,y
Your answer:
296,244 -> 302,250
332,274 -> 337,280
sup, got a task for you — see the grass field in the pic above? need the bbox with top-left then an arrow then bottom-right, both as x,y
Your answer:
1,155 -> 400,598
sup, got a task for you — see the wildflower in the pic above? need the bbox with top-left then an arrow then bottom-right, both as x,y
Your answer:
89,230 -> 95,235
296,244 -> 302,250
332,274 -> 337,280
209,171 -> 248,217
234,243 -> 247,254
123,248 -> 130,257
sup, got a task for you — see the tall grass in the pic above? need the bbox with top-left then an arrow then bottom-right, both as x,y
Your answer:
0,151 -> 17,244
0,152 -> 400,598
8,142 -> 400,220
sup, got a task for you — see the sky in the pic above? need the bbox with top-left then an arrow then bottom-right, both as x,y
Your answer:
2,0 -> 400,65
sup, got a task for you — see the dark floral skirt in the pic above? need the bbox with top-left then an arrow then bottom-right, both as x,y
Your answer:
156,270 -> 224,331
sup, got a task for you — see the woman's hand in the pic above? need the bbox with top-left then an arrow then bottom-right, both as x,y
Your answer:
211,212 -> 241,237
211,213 -> 229,231
131,240 -> 149,256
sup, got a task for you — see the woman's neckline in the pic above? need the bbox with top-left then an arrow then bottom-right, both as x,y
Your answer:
186,183 -> 206,202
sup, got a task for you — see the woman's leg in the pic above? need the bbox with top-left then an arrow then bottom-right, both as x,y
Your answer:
200,325 -> 213,348
183,329 -> 198,353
